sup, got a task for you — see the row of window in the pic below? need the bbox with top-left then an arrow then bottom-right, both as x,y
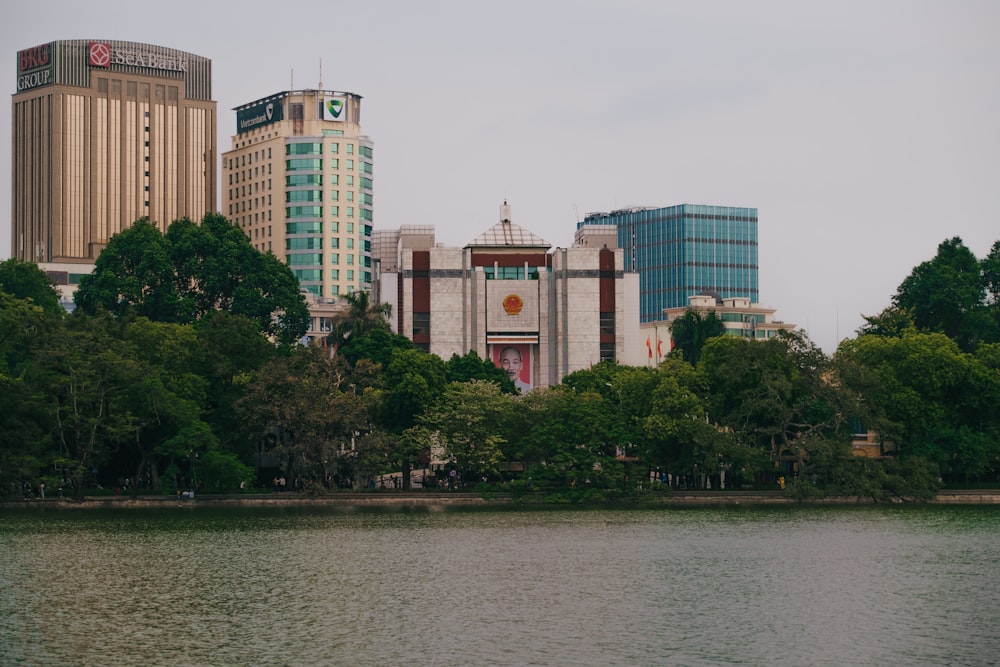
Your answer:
287,236 -> 369,250
286,158 -> 373,172
292,269 -> 372,285
286,142 -> 361,156
286,175 -> 371,190
483,266 -> 545,280
228,147 -> 274,169
286,190 -> 372,204
229,163 -> 272,185
288,253 -> 361,266
287,206 -> 360,218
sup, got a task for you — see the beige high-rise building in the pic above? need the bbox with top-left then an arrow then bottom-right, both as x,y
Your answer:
11,39 -> 216,278
223,89 -> 373,299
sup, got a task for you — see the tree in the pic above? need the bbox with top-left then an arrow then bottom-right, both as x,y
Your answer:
74,218 -> 183,322
379,348 -> 448,488
422,380 -> 515,482
75,214 -> 309,345
700,332 -> 857,488
26,313 -> 142,500
236,346 -> 372,489
893,237 -> 994,351
857,305 -> 916,339
669,309 -> 726,366
192,311 -> 278,456
446,349 -> 516,393
0,291 -> 54,496
641,357 -> 735,487
0,258 -> 63,316
838,332 -> 1000,483
328,290 -> 392,357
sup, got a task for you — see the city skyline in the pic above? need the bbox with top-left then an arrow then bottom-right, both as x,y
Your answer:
3,0 -> 998,353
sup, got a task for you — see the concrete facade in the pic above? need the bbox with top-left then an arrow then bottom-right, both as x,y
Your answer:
377,203 -> 641,389
223,89 -> 373,299
11,39 -> 216,282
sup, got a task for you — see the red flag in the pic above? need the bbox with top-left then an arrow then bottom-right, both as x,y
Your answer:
646,336 -> 652,359
657,338 -> 663,358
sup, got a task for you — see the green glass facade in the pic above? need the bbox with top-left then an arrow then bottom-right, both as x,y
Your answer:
580,204 -> 758,322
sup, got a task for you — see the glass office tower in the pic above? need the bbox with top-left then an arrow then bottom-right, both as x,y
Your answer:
579,204 -> 758,322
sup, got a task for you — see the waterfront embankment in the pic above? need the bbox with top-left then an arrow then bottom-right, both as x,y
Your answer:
3,488 -> 999,509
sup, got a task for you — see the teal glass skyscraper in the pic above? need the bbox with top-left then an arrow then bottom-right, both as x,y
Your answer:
578,204 -> 758,322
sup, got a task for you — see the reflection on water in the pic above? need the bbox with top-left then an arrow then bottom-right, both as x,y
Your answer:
2,505 -> 998,666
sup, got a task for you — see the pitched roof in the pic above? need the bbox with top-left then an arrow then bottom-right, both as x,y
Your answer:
466,202 -> 551,249
466,220 -> 551,248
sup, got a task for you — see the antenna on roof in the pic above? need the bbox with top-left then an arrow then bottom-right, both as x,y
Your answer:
500,199 -> 511,224
290,69 -> 294,90
318,58 -> 323,89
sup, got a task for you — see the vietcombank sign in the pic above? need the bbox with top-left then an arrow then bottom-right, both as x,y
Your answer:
236,99 -> 283,134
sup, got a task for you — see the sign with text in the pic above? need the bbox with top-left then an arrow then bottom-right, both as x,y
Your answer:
237,99 -> 284,134
17,43 -> 53,92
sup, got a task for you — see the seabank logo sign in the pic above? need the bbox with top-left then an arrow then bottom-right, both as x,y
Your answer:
87,42 -> 187,72
323,97 -> 346,122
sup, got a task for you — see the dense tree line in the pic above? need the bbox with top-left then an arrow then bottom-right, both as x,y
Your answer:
2,228 -> 998,502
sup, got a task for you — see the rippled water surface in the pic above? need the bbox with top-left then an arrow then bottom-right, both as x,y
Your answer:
1,504 -> 998,666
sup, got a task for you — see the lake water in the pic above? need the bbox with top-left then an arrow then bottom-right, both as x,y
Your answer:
1,504 -> 998,666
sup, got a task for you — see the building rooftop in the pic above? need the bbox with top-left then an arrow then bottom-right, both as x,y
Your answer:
466,201 -> 550,249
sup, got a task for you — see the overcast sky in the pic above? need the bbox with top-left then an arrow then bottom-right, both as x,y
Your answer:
3,0 -> 998,353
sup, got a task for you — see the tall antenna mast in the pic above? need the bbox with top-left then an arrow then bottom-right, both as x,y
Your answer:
319,58 -> 323,89
290,69 -> 294,90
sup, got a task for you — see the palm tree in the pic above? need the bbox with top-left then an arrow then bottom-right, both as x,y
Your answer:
670,309 -> 726,366
327,290 -> 393,356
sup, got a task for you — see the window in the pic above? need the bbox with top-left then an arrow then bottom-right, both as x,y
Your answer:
287,238 -> 322,250
413,312 -> 430,337
286,190 -> 322,202
286,143 -> 321,155
288,253 -> 323,266
600,312 -> 615,336
346,144 -> 354,155
292,269 -> 322,282
287,174 -> 322,186
286,206 -> 323,218
286,222 -> 322,234
600,342 -> 615,362
330,191 -> 339,201
286,158 -> 322,171
330,143 -> 339,154
330,238 -> 339,248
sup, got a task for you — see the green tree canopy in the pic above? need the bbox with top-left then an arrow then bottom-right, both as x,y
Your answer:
892,237 -> 996,351
328,290 -> 392,357
445,349 -> 517,393
0,258 -> 63,316
670,309 -> 727,366
75,214 -> 309,344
